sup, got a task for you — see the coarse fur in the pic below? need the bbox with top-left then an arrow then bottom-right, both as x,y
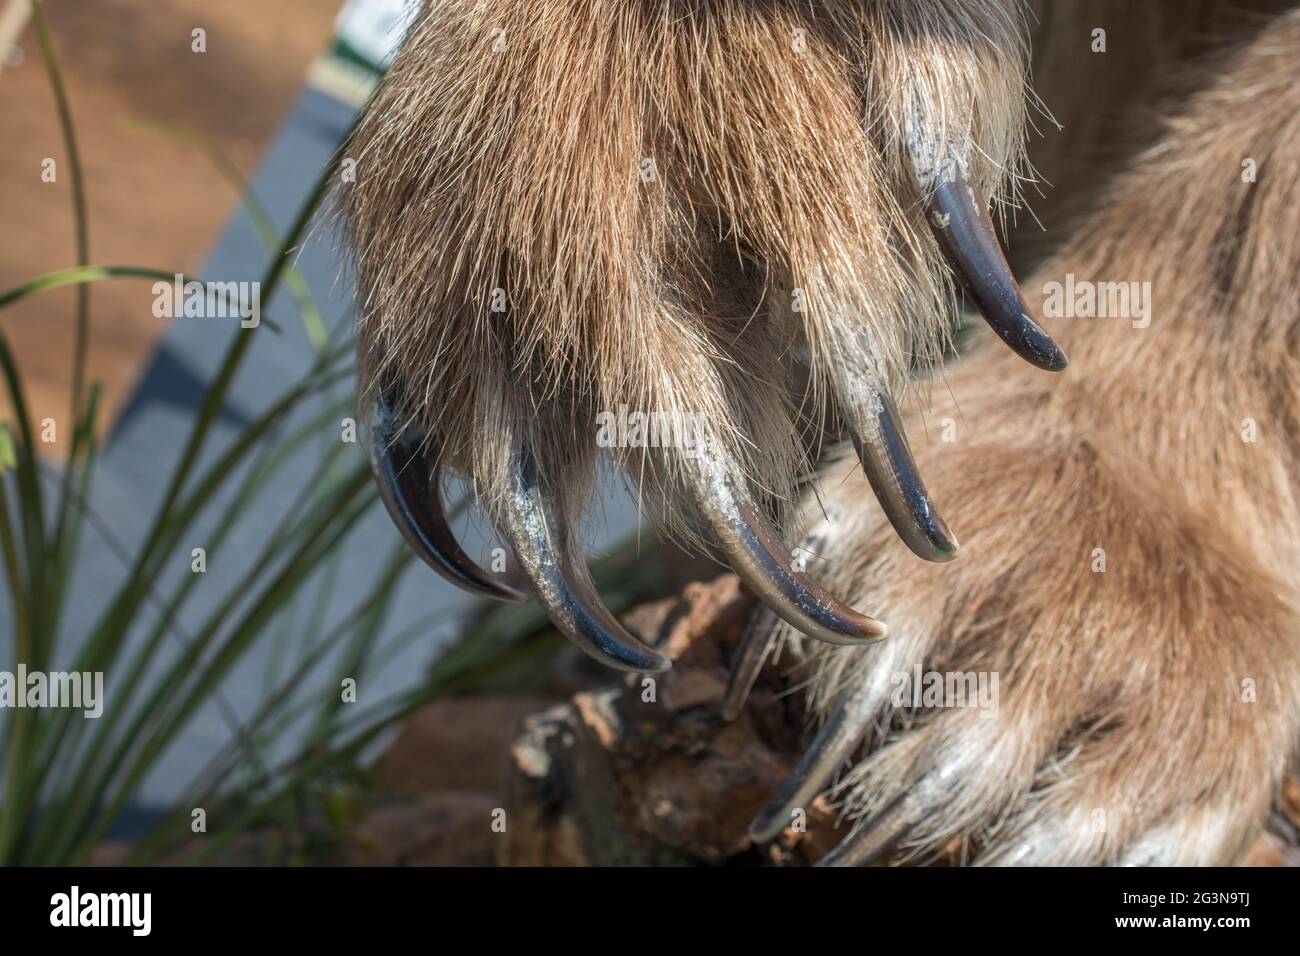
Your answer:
790,7 -> 1300,864
345,0 -> 1030,546
344,0 -> 1300,864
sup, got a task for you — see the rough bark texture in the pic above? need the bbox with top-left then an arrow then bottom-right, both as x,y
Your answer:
498,574 -> 850,866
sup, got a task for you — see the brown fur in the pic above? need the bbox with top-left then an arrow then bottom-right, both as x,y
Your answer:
345,0 -> 1030,543
345,0 -> 1300,863
793,9 -> 1300,863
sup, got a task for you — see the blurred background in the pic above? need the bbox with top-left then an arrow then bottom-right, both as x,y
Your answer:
0,0 -> 663,865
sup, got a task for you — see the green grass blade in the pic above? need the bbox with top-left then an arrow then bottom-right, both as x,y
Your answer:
29,0 -> 90,420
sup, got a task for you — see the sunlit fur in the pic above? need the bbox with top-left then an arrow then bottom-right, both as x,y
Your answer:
344,0 -> 1300,865
791,10 -> 1300,864
344,0 -> 1030,546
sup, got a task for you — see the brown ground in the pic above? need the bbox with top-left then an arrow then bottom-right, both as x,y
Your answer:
0,0 -> 340,441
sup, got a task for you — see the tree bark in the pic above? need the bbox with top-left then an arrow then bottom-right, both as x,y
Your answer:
499,574 -> 849,866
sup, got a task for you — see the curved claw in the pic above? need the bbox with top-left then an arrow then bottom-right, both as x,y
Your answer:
366,387 -> 525,603
686,450 -> 886,646
748,676 -> 880,842
927,163 -> 1068,372
815,792 -> 920,867
841,381 -> 959,563
721,606 -> 780,722
722,515 -> 842,718
498,447 -> 671,673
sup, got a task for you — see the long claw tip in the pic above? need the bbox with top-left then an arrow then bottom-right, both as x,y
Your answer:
925,516 -> 961,562
925,162 -> 1070,374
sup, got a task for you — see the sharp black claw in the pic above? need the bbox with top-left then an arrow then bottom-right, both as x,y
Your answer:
366,385 -> 525,603
748,677 -> 880,843
843,383 -> 959,563
815,792 -> 919,867
927,162 -> 1067,372
686,449 -> 887,646
721,606 -> 780,722
498,446 -> 671,673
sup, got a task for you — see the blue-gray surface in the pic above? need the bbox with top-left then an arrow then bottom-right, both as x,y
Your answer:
4,87 -> 640,823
